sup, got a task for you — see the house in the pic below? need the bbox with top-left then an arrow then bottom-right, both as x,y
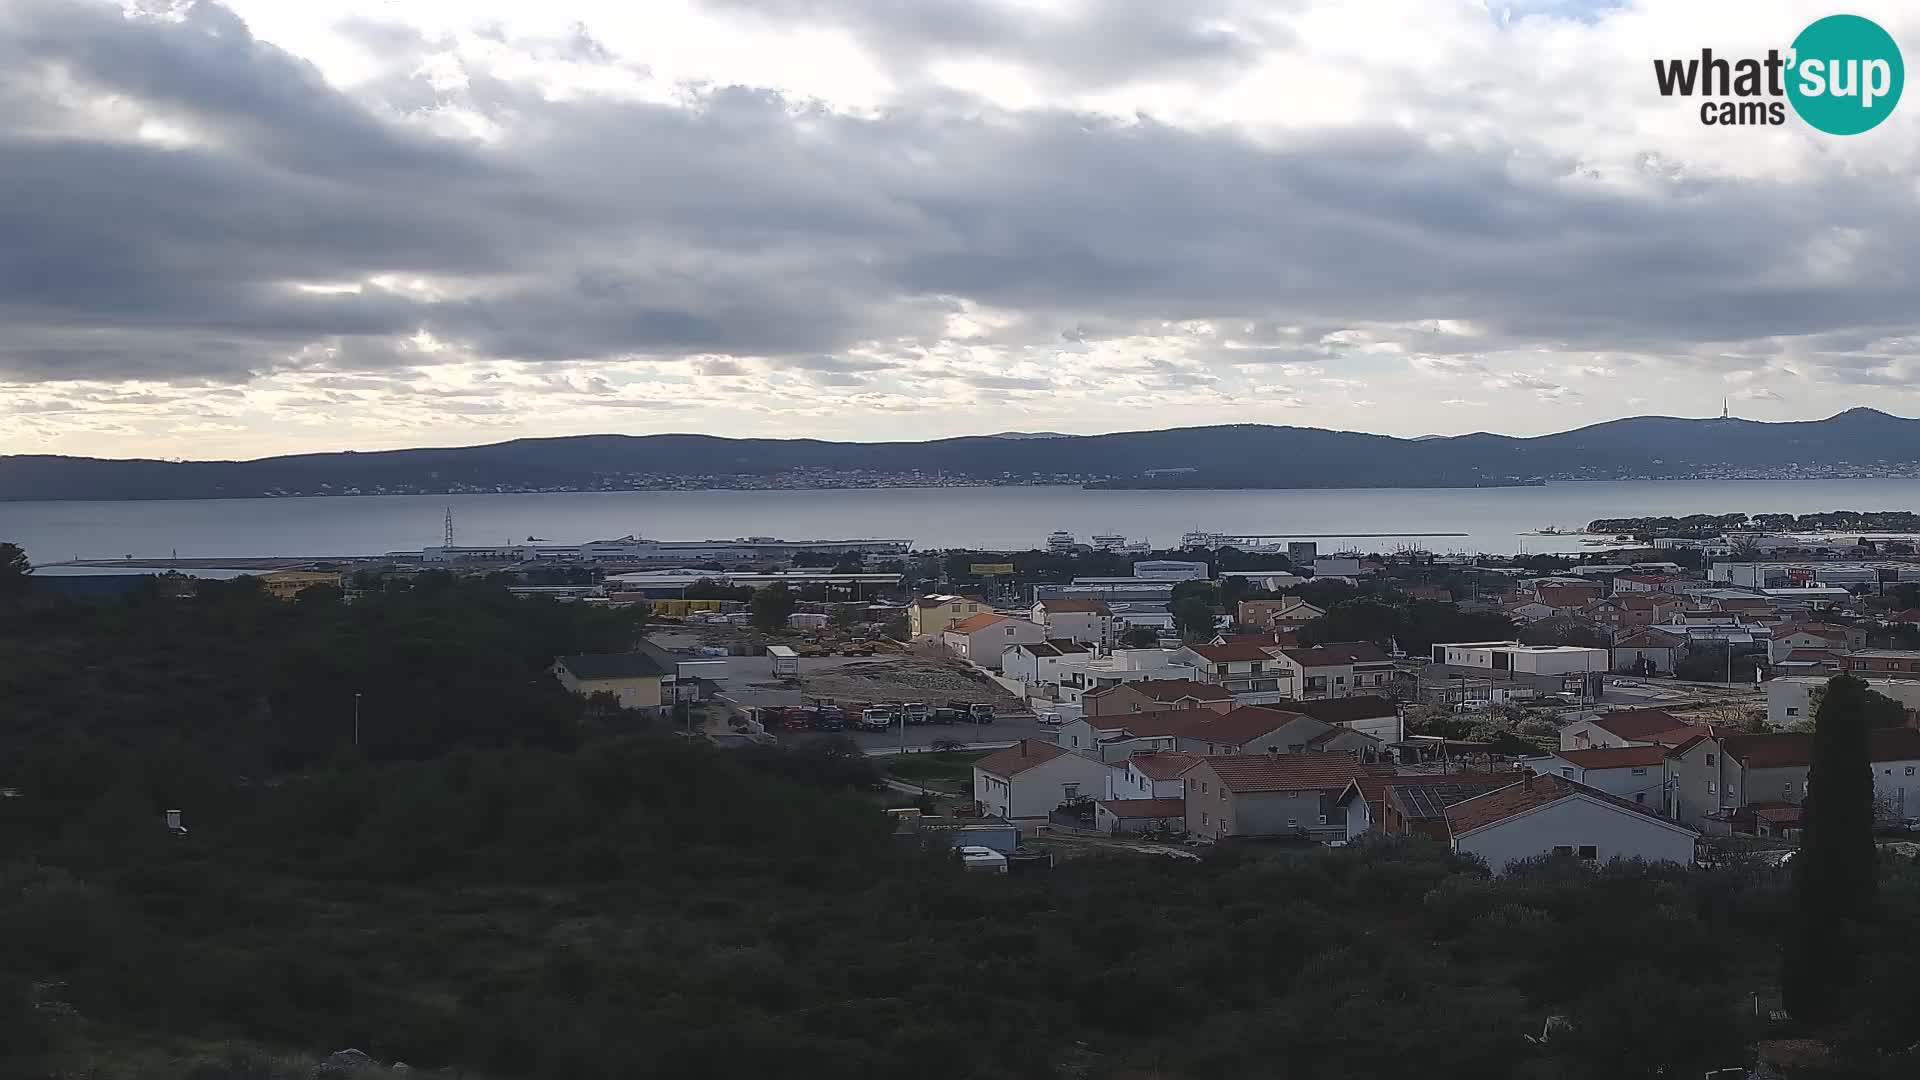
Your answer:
1081,678 -> 1234,717
1174,707 -> 1377,758
1337,772 -> 1517,841
1271,642 -> 1397,699
1664,729 -> 1920,828
942,613 -> 1045,669
1535,581 -> 1603,609
1768,674 -> 1920,728
1841,649 -> 1920,680
1775,648 -> 1843,676
553,642 -> 684,715
1236,598 -> 1325,632
1002,639 -> 1091,687
972,740 -> 1113,822
1612,628 -> 1687,675
1286,695 -> 1405,743
1057,708 -> 1218,761
1183,753 -> 1380,843
1170,641 -> 1294,702
1558,708 -> 1691,750
1104,750 -> 1202,801
1520,746 -> 1668,809
1031,599 -> 1114,646
1445,774 -> 1699,873
259,569 -> 343,601
909,594 -> 988,639
1055,649 -> 1203,703
1885,608 -> 1920,627
1432,641 -> 1608,676
1768,623 -> 1866,663
1613,574 -> 1689,594
1095,798 -> 1188,834
1404,584 -> 1453,603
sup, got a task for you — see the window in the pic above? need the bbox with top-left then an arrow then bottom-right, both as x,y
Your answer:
1201,812 -> 1208,826
1287,819 -> 1297,828
1063,784 -> 1079,800
1219,789 -> 1226,802
1908,767 -> 1916,776
1560,767 -> 1573,778
1635,793 -> 1646,804
1318,814 -> 1328,825
1706,754 -> 1716,766
1578,845 -> 1598,861
1786,707 -> 1799,716
1201,781 -> 1209,794
1552,845 -> 1573,855
1335,676 -> 1346,685
1708,781 -> 1717,794
1631,767 -> 1648,776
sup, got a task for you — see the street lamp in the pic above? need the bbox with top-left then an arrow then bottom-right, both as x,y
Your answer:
353,692 -> 363,748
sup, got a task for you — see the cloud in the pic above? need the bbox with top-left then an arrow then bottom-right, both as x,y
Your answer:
4,0 -> 1920,456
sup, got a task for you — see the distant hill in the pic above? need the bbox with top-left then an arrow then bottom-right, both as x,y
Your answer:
3,409 -> 1917,500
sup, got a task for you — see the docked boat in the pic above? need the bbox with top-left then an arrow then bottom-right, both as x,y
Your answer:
1045,531 -> 1077,552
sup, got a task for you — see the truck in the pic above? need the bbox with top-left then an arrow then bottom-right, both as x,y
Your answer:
902,702 -> 930,725
860,707 -> 895,732
946,700 -> 995,724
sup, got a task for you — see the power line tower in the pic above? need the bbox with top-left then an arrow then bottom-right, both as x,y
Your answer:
444,506 -> 455,547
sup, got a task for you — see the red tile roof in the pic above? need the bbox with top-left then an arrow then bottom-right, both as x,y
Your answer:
1199,753 -> 1379,794
1770,623 -> 1850,641
1590,708 -> 1687,740
1754,806 -> 1805,825
1553,745 -> 1669,770
1279,641 -> 1391,667
1781,648 -> 1840,664
1183,706 -> 1315,747
1127,751 -> 1204,780
947,612 -> 1009,634
1444,773 -> 1672,836
1888,609 -> 1920,624
974,740 -> 1072,778
1083,707 -> 1223,738
1097,797 -> 1187,819
1038,599 -> 1111,614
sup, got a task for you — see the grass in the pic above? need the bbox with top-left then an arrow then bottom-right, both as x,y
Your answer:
881,750 -> 988,790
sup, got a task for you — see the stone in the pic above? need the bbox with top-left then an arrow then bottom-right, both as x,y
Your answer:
311,1049 -> 377,1078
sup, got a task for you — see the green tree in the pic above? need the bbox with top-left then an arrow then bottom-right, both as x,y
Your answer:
751,582 -> 798,631
0,542 -> 28,598
1118,626 -> 1160,648
1783,674 -> 1879,1022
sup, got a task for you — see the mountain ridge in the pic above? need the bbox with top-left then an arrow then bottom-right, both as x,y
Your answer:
3,409 -> 1916,500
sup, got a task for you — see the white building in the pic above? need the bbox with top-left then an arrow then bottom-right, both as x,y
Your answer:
1055,648 -> 1199,704
942,613 -> 1046,670
1519,746 -> 1668,810
1767,675 -> 1920,729
1313,556 -> 1363,577
1431,641 -> 1608,676
1031,599 -> 1115,646
972,740 -> 1114,822
1269,642 -> 1397,699
1001,639 -> 1092,688
1103,750 -> 1201,801
1131,560 -> 1210,582
1444,774 -> 1699,874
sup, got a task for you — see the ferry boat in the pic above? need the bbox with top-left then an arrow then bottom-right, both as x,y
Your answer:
1045,531 -> 1077,552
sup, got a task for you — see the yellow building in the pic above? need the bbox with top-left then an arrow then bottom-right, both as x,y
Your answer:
259,570 -> 343,601
909,594 -> 987,640
645,598 -> 726,617
553,643 -> 681,715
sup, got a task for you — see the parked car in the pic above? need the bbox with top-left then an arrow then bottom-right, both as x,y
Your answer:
1034,711 -> 1062,726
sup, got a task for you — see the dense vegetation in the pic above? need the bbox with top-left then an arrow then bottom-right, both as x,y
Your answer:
6,568 -> 1920,1078
1587,510 -> 1920,538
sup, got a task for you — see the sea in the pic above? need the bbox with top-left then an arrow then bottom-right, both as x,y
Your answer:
7,478 -> 1920,567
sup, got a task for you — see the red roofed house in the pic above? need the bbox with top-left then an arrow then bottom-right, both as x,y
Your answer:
972,740 -> 1112,823
909,594 -> 987,639
1842,649 -> 1920,680
1335,772 -> 1516,841
1031,598 -> 1115,646
1521,745 -> 1669,810
1175,707 -> 1382,758
1444,773 -> 1698,873
1057,707 -> 1220,762
1886,609 -> 1920,627
1270,642 -> 1398,700
942,612 -> 1045,669
1612,627 -> 1687,675
1557,708 -> 1691,751
1105,750 -> 1203,801
1169,641 -> 1295,703
1082,679 -> 1234,718
1182,753 -> 1384,843
1535,581 -> 1603,609
1666,727 -> 1920,829
1768,623 -> 1866,663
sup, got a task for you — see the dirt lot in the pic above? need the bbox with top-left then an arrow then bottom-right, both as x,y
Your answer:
797,657 -> 1020,711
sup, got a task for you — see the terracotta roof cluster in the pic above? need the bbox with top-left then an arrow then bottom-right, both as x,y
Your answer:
1702,728 -> 1920,769
1130,679 -> 1232,702
1553,745 -> 1669,769
947,612 -> 1010,634
974,740 -> 1071,778
1183,707 -> 1315,747
1200,753 -> 1380,794
1279,641 -> 1391,667
1770,622 -> 1851,641
1097,797 -> 1187,819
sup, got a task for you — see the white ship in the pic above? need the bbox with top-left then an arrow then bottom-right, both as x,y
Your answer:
1045,531 -> 1077,552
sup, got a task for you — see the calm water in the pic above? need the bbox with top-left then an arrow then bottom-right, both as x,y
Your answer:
6,480 -> 1920,564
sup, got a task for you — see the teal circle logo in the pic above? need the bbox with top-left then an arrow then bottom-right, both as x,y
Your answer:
1787,14 -> 1903,134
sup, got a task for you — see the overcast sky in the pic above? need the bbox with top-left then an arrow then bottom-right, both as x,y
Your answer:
4,0 -> 1919,459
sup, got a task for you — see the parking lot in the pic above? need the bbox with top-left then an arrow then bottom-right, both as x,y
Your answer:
841,712 -> 1059,753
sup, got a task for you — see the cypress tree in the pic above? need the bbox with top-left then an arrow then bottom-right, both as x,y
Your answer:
1781,674 -> 1879,1021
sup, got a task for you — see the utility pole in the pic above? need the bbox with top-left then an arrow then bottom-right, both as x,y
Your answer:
353,692 -> 362,749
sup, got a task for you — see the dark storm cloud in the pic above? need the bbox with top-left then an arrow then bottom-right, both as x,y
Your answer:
3,0 -> 1919,390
